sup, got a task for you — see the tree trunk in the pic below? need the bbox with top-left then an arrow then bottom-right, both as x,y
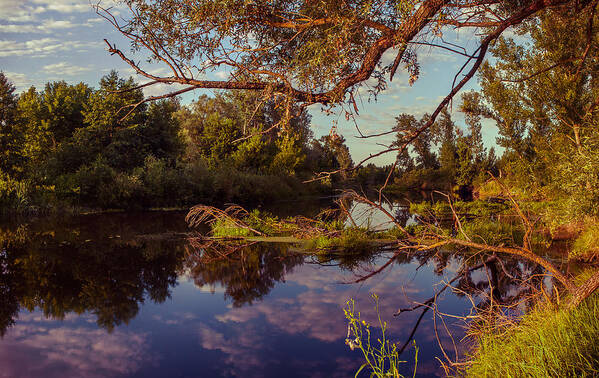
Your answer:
568,270 -> 599,308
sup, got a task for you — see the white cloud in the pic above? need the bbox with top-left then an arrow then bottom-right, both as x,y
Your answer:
0,24 -> 39,33
0,0 -> 40,22
0,38 -> 102,57
0,38 -> 61,57
142,82 -> 191,98
0,18 -> 96,34
31,0 -> 93,14
40,19 -> 80,29
2,71 -> 31,91
42,61 -> 93,76
214,71 -> 228,79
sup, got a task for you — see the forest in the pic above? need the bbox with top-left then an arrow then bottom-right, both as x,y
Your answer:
0,70 -> 358,212
2,0 -> 599,377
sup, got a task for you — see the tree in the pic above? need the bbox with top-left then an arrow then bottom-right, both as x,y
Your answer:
177,91 -> 313,174
308,133 -> 353,181
84,71 -> 146,136
97,0 -> 587,166
437,108 -> 458,177
16,81 -> 93,179
0,73 -> 23,178
395,113 -> 438,170
468,6 -> 599,216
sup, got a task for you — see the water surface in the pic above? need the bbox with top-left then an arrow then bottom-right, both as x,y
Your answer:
0,211 -> 537,377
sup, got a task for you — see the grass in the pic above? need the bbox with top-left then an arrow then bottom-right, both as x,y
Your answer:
209,209 -> 295,237
460,219 -> 526,246
305,227 -> 374,253
211,218 -> 254,237
464,293 -> 599,377
571,222 -> 599,262
409,200 -> 510,219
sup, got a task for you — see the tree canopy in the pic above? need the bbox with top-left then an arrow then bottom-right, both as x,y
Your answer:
98,0 -> 593,159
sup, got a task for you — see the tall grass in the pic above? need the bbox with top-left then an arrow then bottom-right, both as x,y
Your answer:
464,294 -> 599,377
571,222 -> 599,261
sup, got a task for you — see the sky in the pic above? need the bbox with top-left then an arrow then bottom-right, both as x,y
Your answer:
0,0 -> 500,165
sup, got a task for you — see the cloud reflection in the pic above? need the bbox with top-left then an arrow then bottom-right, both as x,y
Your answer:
0,313 -> 152,378
193,257 -> 461,376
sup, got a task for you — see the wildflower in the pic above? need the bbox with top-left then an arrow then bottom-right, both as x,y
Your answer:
345,337 -> 360,351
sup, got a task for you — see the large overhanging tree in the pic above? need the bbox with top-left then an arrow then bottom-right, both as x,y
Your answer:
98,0 -> 599,308
97,0 -> 596,162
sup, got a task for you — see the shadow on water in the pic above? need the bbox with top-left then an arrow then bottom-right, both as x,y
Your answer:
0,210 -> 569,377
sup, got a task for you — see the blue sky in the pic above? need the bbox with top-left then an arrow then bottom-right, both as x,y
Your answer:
0,0 -> 500,165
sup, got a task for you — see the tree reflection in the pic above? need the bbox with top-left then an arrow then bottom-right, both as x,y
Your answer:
185,242 -> 304,307
0,224 -> 184,335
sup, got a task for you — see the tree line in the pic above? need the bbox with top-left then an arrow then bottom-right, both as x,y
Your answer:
0,71 -> 354,213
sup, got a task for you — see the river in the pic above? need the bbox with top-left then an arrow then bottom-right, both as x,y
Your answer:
0,209 -> 542,377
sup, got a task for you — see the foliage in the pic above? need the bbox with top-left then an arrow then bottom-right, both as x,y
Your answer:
409,200 -> 510,219
464,293 -> 599,377
0,72 -> 24,179
391,108 -> 497,195
472,6 -> 599,221
571,222 -> 599,262
344,294 -> 418,378
0,72 -> 350,214
305,227 -> 373,253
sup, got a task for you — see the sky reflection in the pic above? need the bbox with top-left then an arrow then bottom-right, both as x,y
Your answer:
0,212 -> 486,377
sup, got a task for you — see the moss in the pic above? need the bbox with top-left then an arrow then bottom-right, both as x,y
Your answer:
464,293 -> 599,377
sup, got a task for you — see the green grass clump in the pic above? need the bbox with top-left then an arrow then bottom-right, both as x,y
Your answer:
461,219 -> 525,246
211,218 -> 253,237
571,223 -> 599,261
377,226 -> 409,240
464,294 -> 599,377
409,200 -> 509,219
210,209 -> 292,237
210,209 -> 349,238
305,227 -> 373,253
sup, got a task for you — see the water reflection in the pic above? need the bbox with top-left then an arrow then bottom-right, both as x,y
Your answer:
0,212 -> 563,377
0,217 -> 185,335
0,319 -> 152,378
185,242 -> 304,307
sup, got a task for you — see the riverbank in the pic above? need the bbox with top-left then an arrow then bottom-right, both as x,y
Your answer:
464,288 -> 599,377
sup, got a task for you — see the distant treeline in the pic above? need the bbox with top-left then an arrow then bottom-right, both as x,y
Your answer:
384,106 -> 499,198
0,71 -> 358,214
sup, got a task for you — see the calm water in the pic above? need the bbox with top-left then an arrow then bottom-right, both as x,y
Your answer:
0,210 -> 540,377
